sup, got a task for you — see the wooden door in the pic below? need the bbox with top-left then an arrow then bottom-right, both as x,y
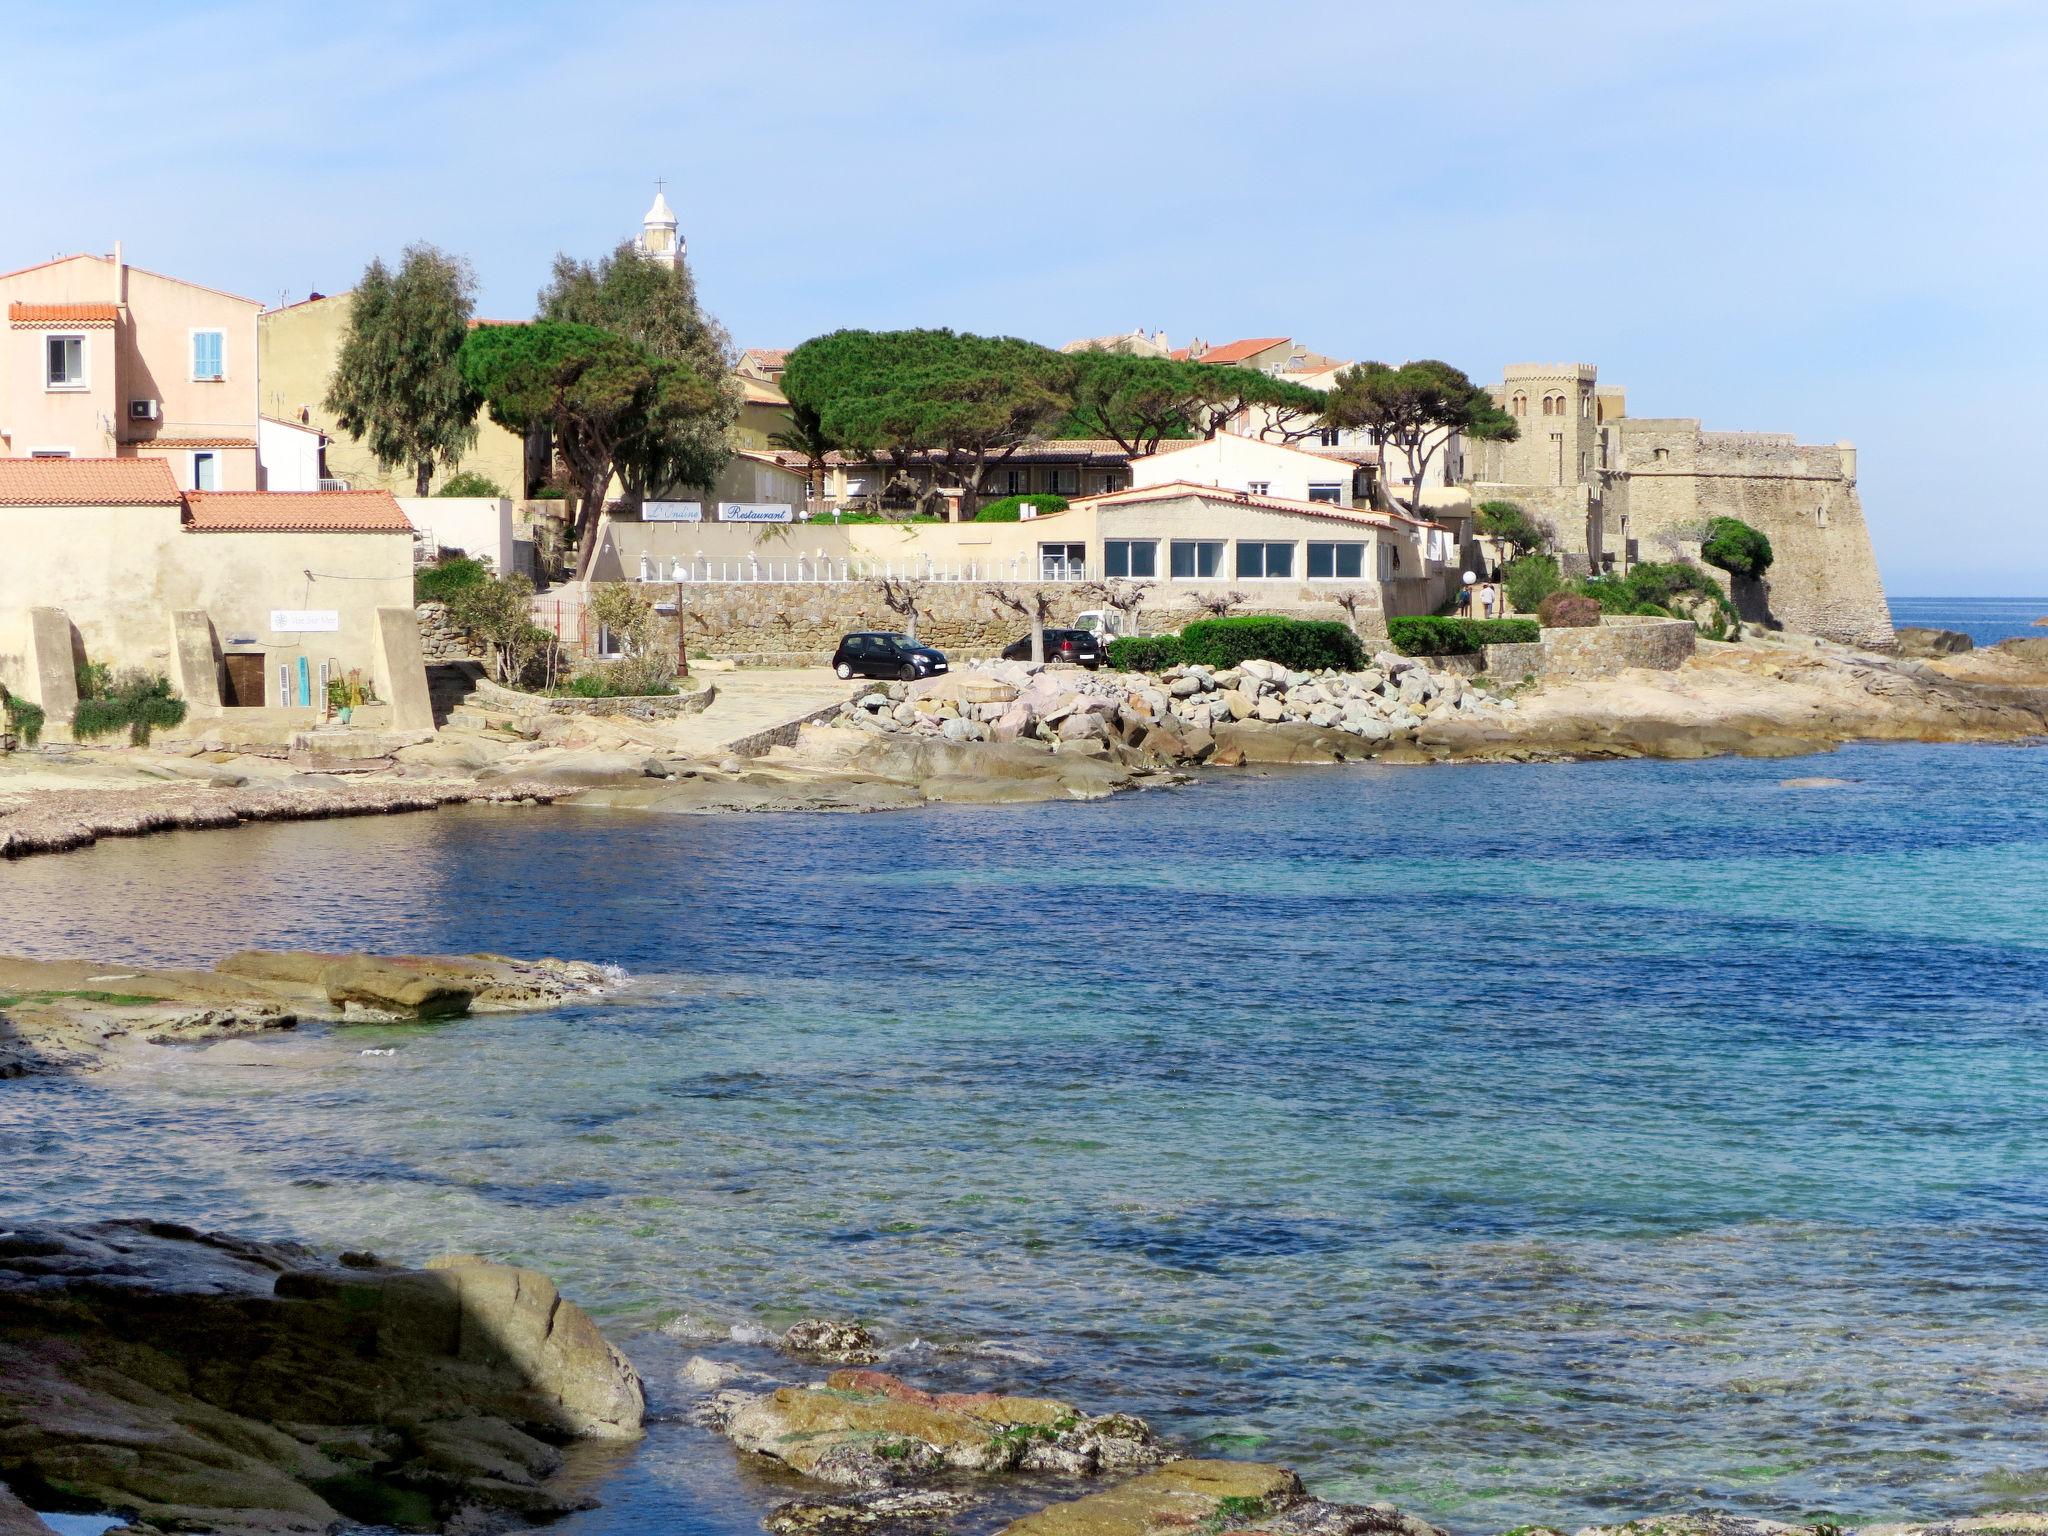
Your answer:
222,653 -> 266,708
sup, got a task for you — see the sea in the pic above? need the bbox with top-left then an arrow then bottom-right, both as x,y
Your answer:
1,603 -> 2045,1535
1887,596 -> 2046,647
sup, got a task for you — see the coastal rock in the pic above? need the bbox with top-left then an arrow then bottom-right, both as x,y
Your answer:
1570,1519 -> 1809,1536
997,1460 -> 1302,1536
320,957 -> 477,1019
766,1487 -> 983,1536
1893,627 -> 1973,658
0,1484 -> 53,1536
0,1220 -> 642,1535
717,1369 -> 1167,1491
781,1318 -> 883,1363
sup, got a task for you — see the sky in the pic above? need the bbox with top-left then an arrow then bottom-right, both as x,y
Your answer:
5,0 -> 2042,594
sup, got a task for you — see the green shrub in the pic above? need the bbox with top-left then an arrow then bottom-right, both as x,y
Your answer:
973,493 -> 1070,523
531,487 -> 567,500
435,471 -> 506,498
1387,616 -> 1540,656
2,689 -> 45,748
1503,554 -> 1562,614
563,672 -> 623,698
1537,591 -> 1601,628
1582,561 -> 1738,641
1106,634 -> 1185,671
829,510 -> 943,524
1700,516 -> 1774,578
71,668 -> 187,746
1179,616 -> 1365,672
414,555 -> 490,603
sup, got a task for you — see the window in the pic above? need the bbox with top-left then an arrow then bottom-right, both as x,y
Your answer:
1581,391 -> 1593,419
45,334 -> 85,389
1653,447 -> 1670,463
997,468 -> 1026,495
1170,539 -> 1225,579
1318,426 -> 1341,447
29,448 -> 73,459
1046,466 -> 1078,495
191,451 -> 219,491
1040,542 -> 1086,580
1307,482 -> 1343,504
1307,541 -> 1366,580
1511,391 -> 1527,417
192,330 -> 225,381
1095,471 -> 1120,494
1540,396 -> 1552,416
1246,480 -> 1271,497
1236,540 -> 1295,579
1104,538 -> 1158,579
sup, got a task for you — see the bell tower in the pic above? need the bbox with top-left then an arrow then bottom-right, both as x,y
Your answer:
637,181 -> 682,268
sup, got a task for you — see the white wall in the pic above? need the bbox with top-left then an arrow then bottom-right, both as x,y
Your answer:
1131,435 -> 1356,506
258,418 -> 322,491
400,496 -> 514,570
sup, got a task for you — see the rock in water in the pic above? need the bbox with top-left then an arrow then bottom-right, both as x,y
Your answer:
1892,627 -> 1974,657
766,1487 -> 982,1536
716,1369 -> 1168,1490
319,956 -> 477,1019
995,1461 -> 1447,1536
0,1483 -> 53,1535
0,1220 -> 643,1534
780,1318 -> 883,1363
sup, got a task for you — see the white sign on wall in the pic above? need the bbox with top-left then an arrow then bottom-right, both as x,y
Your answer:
644,500 -> 703,522
718,502 -> 794,523
270,609 -> 340,633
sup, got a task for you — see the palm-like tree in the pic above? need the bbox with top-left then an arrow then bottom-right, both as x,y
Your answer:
769,402 -> 836,509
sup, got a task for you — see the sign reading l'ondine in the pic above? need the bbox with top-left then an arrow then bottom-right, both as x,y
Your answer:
271,610 -> 340,633
718,502 -> 793,523
644,501 -> 703,522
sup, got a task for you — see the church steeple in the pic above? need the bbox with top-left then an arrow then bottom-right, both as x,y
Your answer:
638,181 -> 682,268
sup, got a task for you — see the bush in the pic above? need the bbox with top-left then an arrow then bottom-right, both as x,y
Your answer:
1503,554 -> 1562,614
828,510 -> 943,524
531,487 -> 567,500
973,493 -> 1070,523
1537,592 -> 1602,628
2,688 -> 45,748
1387,617 -> 1540,656
71,668 -> 187,746
1106,634 -> 1185,671
436,471 -> 506,498
1700,516 -> 1774,579
1179,616 -> 1365,672
1583,561 -> 1738,641
414,555 -> 490,603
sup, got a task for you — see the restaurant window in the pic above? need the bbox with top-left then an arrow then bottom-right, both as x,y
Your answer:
1104,539 -> 1158,579
1040,542 -> 1086,580
1169,539 -> 1225,579
1307,541 -> 1365,580
1235,540 -> 1296,579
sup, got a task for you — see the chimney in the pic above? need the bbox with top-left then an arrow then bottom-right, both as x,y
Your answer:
112,240 -> 127,306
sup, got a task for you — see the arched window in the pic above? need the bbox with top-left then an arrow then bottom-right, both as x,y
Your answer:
1511,391 -> 1527,417
1543,395 -> 1555,416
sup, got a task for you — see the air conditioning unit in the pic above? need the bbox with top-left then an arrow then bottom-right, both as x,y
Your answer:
129,399 -> 161,421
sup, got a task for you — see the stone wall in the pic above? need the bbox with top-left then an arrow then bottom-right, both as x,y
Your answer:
556,583 -> 1395,667
1483,616 -> 1696,680
416,602 -> 481,663
471,677 -> 713,720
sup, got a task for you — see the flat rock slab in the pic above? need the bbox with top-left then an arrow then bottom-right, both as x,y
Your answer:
0,1220 -> 642,1535
997,1463 -> 1450,1536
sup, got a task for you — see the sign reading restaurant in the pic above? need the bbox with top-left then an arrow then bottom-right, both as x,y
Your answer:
644,501 -> 703,522
718,502 -> 793,523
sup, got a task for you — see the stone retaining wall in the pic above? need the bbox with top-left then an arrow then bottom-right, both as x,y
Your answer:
471,678 -> 714,720
416,602 -> 481,663
1483,616 -> 1696,680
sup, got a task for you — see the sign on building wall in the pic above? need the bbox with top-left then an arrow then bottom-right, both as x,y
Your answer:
270,610 -> 340,633
718,502 -> 793,523
644,501 -> 703,522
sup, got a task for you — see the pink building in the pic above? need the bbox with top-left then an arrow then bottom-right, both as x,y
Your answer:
0,246 -> 261,491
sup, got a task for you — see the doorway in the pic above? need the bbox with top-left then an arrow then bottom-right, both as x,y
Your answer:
222,653 -> 267,707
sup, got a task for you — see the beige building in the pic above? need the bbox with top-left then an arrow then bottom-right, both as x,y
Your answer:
257,292 -> 535,497
2,247 -> 262,491
0,458 -> 428,737
1467,361 -> 1893,646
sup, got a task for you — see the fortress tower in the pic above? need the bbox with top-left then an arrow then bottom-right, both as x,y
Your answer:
636,184 -> 683,269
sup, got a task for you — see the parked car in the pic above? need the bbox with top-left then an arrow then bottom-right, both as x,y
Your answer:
831,631 -> 949,680
1002,628 -> 1105,669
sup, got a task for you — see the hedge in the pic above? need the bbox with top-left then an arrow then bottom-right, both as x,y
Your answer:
415,555 -> 490,603
973,493 -> 1069,523
1387,616 -> 1539,656
71,669 -> 187,745
1179,616 -> 1365,672
1106,634 -> 1185,671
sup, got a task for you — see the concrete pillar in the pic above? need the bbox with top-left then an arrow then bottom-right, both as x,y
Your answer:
23,608 -> 80,741
168,611 -> 222,712
371,607 -> 434,732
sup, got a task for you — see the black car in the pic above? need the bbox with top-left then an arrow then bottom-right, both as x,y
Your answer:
832,631 -> 950,680
1001,628 -> 1105,669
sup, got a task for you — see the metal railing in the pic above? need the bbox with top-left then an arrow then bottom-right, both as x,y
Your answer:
625,556 -> 1092,585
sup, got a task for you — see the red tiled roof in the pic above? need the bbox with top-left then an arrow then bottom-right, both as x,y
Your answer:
9,301 -> 119,327
183,489 -> 413,533
1073,479 -> 1402,529
0,457 -> 181,505
139,436 -> 257,450
1192,337 -> 1289,366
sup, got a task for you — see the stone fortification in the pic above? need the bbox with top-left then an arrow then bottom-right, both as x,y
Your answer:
1482,615 -> 1696,681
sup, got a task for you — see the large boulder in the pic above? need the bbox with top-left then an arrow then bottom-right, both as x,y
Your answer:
319,957 -> 475,1019
0,1221 -> 642,1535
716,1369 -> 1167,1491
1893,627 -> 1973,658
996,1462 -> 1446,1536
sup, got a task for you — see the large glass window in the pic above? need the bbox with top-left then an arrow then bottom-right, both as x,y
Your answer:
1307,541 -> 1366,580
45,334 -> 84,388
1169,539 -> 1224,579
1307,482 -> 1343,504
192,330 -> 225,380
1103,539 -> 1157,579
1040,542 -> 1086,580
1235,540 -> 1296,579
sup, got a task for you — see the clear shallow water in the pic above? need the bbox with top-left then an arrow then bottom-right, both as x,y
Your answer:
1888,596 -> 2048,647
3,746 -> 2048,1531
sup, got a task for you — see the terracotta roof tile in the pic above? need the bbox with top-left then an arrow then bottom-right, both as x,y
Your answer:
139,436 -> 258,450
183,489 -> 413,533
0,457 -> 182,505
9,302 -> 119,327
1192,337 -> 1289,366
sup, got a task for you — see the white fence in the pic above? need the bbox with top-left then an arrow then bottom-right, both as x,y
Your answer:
628,554 -> 1090,585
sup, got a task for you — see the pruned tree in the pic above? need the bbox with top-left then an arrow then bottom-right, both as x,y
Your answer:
1184,588 -> 1247,620
1322,360 -> 1518,517
873,575 -> 929,639
983,583 -> 1059,664
326,243 -> 481,495
460,321 -> 714,579
1083,578 -> 1149,638
540,240 -> 738,500
1329,588 -> 1387,645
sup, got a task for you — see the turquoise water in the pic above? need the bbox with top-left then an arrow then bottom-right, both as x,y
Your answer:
3,744 -> 2047,1531
1889,596 -> 2048,647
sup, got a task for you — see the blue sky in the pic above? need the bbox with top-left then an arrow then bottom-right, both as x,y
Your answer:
7,0 -> 2041,594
